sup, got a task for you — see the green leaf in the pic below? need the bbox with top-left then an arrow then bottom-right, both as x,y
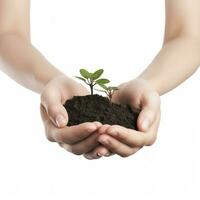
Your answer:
91,69 -> 104,80
75,76 -> 86,82
98,84 -> 108,90
95,78 -> 110,85
80,69 -> 91,79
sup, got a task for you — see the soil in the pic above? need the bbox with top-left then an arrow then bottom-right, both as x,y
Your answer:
64,94 -> 138,130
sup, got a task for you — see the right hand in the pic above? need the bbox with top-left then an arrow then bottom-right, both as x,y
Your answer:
84,78 -> 161,158
40,75 -> 103,157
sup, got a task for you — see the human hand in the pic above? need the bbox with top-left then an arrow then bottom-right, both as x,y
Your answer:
85,78 -> 161,158
40,75 -> 103,156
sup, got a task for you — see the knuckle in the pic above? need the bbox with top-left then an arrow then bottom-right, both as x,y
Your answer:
83,122 -> 91,129
45,133 -> 54,142
112,125 -> 121,130
117,131 -> 125,140
83,122 -> 95,132
146,134 -> 157,146
112,125 -> 119,129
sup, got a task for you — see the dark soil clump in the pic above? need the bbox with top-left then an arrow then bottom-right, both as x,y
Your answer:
64,94 -> 138,130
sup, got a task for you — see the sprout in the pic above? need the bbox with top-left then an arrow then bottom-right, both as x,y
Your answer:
75,68 -> 110,95
95,84 -> 119,101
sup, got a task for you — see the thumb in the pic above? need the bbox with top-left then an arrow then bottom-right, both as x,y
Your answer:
41,90 -> 68,128
47,104 -> 68,128
137,107 -> 157,132
136,93 -> 160,132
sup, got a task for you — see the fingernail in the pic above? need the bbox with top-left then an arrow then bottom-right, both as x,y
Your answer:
105,152 -> 110,157
142,118 -> 150,130
85,154 -> 94,160
56,115 -> 66,127
96,152 -> 102,157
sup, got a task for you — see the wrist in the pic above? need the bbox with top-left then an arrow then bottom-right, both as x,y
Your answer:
137,75 -> 161,95
36,64 -> 64,94
45,67 -> 64,83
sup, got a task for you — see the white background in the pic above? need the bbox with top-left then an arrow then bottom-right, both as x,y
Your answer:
0,0 -> 200,199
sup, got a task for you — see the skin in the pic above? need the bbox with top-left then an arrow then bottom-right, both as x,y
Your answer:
0,0 -> 200,159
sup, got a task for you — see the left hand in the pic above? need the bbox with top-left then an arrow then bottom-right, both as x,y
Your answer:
40,75 -> 103,158
84,78 -> 161,158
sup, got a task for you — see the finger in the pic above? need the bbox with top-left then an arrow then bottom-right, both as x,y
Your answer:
41,88 -> 68,128
105,125 -> 147,147
84,145 -> 112,160
98,134 -> 140,157
40,104 -> 56,142
68,132 -> 100,155
93,121 -> 103,129
53,122 -> 99,144
144,112 -> 161,146
111,89 -> 121,104
40,104 -> 48,124
59,143 -> 72,152
94,145 -> 112,157
83,152 -> 102,160
135,92 -> 160,132
98,124 -> 111,134
82,124 -> 111,159
94,124 -> 112,156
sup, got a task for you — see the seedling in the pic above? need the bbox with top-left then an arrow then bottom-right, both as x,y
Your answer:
75,68 -> 110,95
65,69 -> 137,130
96,84 -> 119,101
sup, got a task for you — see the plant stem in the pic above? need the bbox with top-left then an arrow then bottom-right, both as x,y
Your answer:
90,84 -> 93,95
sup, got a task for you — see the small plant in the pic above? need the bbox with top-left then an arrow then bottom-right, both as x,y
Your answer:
65,68 -> 137,130
75,68 -> 110,95
96,84 -> 119,101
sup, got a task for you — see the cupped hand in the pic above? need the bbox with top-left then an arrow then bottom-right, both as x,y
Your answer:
85,78 -> 161,158
40,75 -> 103,157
